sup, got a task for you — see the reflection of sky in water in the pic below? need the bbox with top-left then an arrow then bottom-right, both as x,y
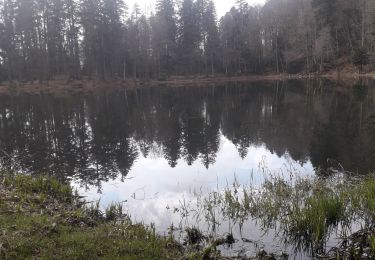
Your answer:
74,135 -> 314,232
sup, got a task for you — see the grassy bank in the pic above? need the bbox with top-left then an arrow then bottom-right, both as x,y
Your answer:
0,174 -> 188,259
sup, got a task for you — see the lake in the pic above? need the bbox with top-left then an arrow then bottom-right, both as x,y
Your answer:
0,79 -> 374,257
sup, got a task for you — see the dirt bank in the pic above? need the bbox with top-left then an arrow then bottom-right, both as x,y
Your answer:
0,73 -> 372,95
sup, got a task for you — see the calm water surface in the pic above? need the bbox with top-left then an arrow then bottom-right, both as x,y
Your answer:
0,80 -> 374,257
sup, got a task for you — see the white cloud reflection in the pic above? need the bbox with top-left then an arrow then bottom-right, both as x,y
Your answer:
73,135 -> 313,231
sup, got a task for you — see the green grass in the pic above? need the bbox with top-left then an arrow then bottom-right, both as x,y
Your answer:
286,192 -> 345,250
361,179 -> 375,218
0,174 -> 184,260
4,174 -> 73,200
371,236 -> 375,252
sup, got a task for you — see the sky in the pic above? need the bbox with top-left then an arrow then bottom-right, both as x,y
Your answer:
126,0 -> 267,18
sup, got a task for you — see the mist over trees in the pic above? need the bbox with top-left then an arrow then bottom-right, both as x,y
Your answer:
0,0 -> 374,82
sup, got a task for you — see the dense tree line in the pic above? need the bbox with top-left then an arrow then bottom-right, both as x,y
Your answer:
0,0 -> 375,82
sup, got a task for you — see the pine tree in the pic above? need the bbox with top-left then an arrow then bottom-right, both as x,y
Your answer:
178,0 -> 200,74
203,1 -> 220,75
352,46 -> 369,73
153,0 -> 177,76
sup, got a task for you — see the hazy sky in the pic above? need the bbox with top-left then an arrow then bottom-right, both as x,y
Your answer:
127,0 -> 267,18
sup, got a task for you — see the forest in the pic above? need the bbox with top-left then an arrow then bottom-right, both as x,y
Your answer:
0,0 -> 374,82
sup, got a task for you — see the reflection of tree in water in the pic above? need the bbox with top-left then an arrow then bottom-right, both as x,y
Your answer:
0,80 -> 375,189
310,82 -> 375,174
199,96 -> 221,169
221,84 -> 267,159
0,95 -> 139,191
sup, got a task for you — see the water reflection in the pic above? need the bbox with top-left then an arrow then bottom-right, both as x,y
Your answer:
0,80 -> 374,190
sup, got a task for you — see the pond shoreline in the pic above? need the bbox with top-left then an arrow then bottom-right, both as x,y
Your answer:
0,72 -> 373,95
1,173 -> 374,259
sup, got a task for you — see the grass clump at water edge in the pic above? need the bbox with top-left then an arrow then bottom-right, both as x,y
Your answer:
171,174 -> 375,259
